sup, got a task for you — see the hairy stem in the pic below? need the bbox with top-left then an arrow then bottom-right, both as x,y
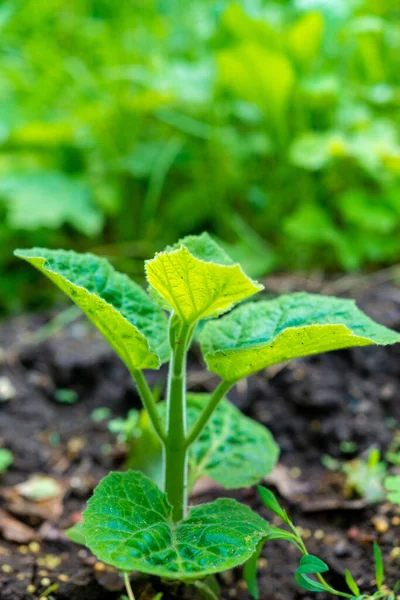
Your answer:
163,319 -> 193,522
124,573 -> 135,600
185,380 -> 233,448
130,368 -> 166,443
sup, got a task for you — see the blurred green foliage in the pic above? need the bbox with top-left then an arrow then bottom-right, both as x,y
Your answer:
1,0 -> 400,313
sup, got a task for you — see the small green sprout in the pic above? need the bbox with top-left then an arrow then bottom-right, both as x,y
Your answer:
0,448 -> 13,474
342,448 -> 387,504
108,409 -> 140,444
250,486 -> 400,600
14,233 -> 400,599
54,388 -> 79,404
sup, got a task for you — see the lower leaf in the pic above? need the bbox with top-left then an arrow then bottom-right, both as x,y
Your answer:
83,470 -> 270,579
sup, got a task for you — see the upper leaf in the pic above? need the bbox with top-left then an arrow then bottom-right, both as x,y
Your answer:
83,470 -> 270,578
14,248 -> 169,370
145,233 -> 263,324
128,393 -> 279,490
200,292 -> 400,381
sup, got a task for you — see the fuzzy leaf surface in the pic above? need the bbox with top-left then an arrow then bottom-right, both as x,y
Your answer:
200,292 -> 400,381
82,471 -> 270,578
129,394 -> 278,490
14,248 -> 169,370
145,233 -> 262,323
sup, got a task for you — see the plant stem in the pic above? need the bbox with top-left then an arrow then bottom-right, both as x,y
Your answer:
124,573 -> 135,600
163,320 -> 193,522
185,380 -> 233,448
130,368 -> 166,443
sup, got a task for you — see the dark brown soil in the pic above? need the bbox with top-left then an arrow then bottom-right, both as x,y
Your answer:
1,280 -> 400,600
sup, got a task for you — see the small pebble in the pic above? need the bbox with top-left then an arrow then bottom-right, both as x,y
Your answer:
314,529 -> 325,541
257,557 -> 268,569
94,561 -> 106,573
58,574 -> 69,582
391,547 -> 400,559
1,565 -> 12,574
290,467 -> 302,478
302,528 -> 312,540
38,570 -> 48,577
372,516 -> 389,534
228,590 -> 238,597
40,577 -> 51,586
18,545 -> 28,555
0,376 -> 16,401
29,541 -> 40,554
392,516 -> 400,526
334,540 -> 350,558
26,584 -> 36,594
17,574 -> 26,581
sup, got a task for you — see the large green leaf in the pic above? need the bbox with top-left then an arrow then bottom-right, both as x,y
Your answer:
0,171 -> 103,236
83,470 -> 270,578
186,394 -> 278,489
128,393 -> 278,490
200,293 -> 400,381
145,233 -> 262,324
14,248 -> 169,370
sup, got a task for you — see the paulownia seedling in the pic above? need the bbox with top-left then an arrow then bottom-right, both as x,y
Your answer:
252,486 -> 400,599
14,233 -> 400,599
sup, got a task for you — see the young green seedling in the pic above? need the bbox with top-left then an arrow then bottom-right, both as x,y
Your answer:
252,487 -> 400,600
14,233 -> 400,599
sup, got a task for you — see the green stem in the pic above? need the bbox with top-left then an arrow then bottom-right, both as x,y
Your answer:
185,380 -> 233,448
130,368 -> 166,444
163,319 -> 193,522
124,573 -> 135,600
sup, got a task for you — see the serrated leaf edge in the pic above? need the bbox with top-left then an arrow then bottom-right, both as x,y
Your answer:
14,249 -> 163,369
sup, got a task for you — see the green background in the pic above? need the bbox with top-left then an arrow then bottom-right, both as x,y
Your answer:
1,0 -> 399,314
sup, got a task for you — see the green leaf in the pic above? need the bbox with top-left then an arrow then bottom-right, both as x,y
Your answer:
257,487 -> 289,524
0,171 -> 103,236
345,569 -> 360,595
65,521 -> 86,545
83,470 -> 270,578
200,293 -> 400,381
0,448 -> 13,474
145,233 -> 262,324
373,542 -> 384,588
187,394 -> 278,489
14,248 -> 169,370
384,475 -> 400,504
294,555 -> 329,593
265,527 -> 302,551
129,394 -> 278,490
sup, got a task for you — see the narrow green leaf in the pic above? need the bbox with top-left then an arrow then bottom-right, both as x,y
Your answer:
266,527 -> 302,551
145,233 -> 263,324
14,248 -> 169,370
83,471 -> 270,578
257,487 -> 289,524
130,394 -> 279,490
65,521 -> 85,545
385,475 -> 400,504
200,293 -> 400,381
373,542 -> 384,588
244,541 -> 264,600
345,569 -> 360,595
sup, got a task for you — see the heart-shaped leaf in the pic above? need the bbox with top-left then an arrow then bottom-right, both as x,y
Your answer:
83,470 -> 270,578
200,293 -> 400,381
14,248 -> 169,370
145,233 -> 262,324
128,393 -> 279,490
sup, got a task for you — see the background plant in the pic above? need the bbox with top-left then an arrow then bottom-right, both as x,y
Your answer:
14,233 -> 400,598
2,0 -> 400,314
